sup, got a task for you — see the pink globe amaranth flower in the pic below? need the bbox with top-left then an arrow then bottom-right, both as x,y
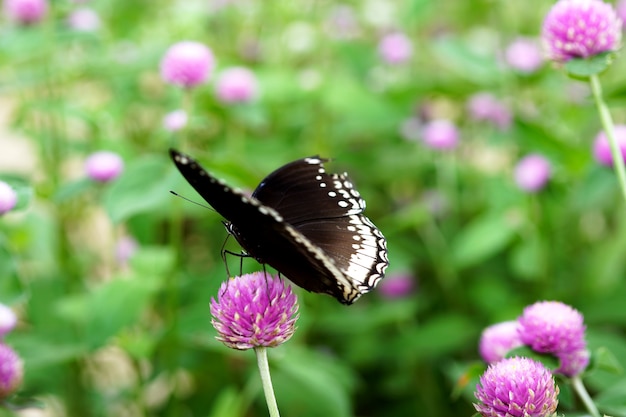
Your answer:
85,151 -> 124,182
160,41 -> 214,88
467,93 -> 512,131
504,37 -> 544,73
542,0 -> 622,62
377,273 -> 415,299
0,343 -> 23,400
618,0 -> 626,27
593,125 -> 626,167
421,119 -> 459,150
163,109 -> 188,132
3,0 -> 48,25
115,235 -> 138,266
479,321 -> 524,364
474,357 -> 559,417
378,32 -> 413,65
514,154 -> 551,192
0,304 -> 17,337
210,272 -> 299,350
215,67 -> 259,104
518,301 -> 589,376
0,181 -> 18,215
67,7 -> 101,32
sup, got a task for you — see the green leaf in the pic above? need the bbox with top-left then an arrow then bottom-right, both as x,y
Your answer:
565,52 -> 615,77
591,346 -> 624,374
451,211 -> 519,268
53,177 -> 93,203
505,346 -> 560,370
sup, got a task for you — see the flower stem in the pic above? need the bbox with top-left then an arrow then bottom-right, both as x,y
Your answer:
254,347 -> 280,417
571,375 -> 601,417
589,74 -> 626,203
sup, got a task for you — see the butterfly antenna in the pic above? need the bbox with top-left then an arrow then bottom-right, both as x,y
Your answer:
169,191 -> 215,212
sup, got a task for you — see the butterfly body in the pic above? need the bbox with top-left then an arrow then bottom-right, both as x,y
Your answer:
170,149 -> 388,304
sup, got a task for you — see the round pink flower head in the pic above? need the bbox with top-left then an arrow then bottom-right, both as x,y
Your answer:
542,0 -> 622,63
0,181 -> 18,215
163,109 -> 188,132
0,304 -> 17,337
558,348 -> 591,377
518,301 -> 587,355
0,343 -> 23,400
618,0 -> 626,27
479,320 -> 524,364
378,32 -> 413,65
160,41 -> 214,88
474,356 -> 559,417
85,151 -> 124,182
514,154 -> 551,192
215,67 -> 259,104
504,37 -> 544,73
421,119 -> 459,150
593,125 -> 626,167
67,7 -> 101,32
3,0 -> 48,25
377,273 -> 415,299
210,272 -> 299,350
467,93 -> 512,131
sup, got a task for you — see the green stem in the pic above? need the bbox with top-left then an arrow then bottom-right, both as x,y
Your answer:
254,347 -> 280,417
589,74 -> 626,203
571,376 -> 601,417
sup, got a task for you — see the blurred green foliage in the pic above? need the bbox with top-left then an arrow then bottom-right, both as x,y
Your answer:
1,0 -> 626,416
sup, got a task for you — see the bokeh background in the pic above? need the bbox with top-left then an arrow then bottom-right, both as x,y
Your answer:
2,0 -> 626,416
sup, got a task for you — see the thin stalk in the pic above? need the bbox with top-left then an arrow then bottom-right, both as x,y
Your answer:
589,74 -> 626,203
571,376 -> 601,417
254,347 -> 280,417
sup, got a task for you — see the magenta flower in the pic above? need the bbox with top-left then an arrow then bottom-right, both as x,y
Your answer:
0,304 -> 17,337
467,93 -> 512,131
479,321 -> 524,364
0,343 -> 23,400
377,273 -> 415,299
160,41 -> 214,88
518,301 -> 589,376
210,272 -> 299,350
0,181 -> 18,215
85,151 -> 124,182
542,0 -> 622,63
3,0 -> 48,25
163,109 -> 188,132
618,0 -> 626,27
474,357 -> 559,417
67,7 -> 100,32
421,119 -> 459,150
215,67 -> 259,104
378,32 -> 413,65
504,37 -> 543,73
593,125 -> 626,166
514,154 -> 551,192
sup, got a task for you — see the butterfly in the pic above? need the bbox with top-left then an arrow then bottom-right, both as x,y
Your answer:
170,149 -> 388,304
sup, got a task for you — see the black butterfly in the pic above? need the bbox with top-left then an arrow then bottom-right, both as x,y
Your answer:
170,149 -> 388,304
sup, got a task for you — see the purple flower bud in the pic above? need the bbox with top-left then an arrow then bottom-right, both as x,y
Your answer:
504,37 -> 543,73
518,301 -> 589,376
593,125 -> 626,167
479,321 -> 523,363
3,0 -> 48,25
474,357 -> 559,417
115,235 -> 138,267
160,41 -> 214,88
85,151 -> 124,182
542,0 -> 622,62
215,67 -> 259,104
514,154 -> 551,192
0,343 -> 23,400
162,109 -> 188,132
210,273 -> 299,350
377,273 -> 415,299
378,32 -> 413,65
0,181 -> 18,214
0,304 -> 17,337
421,119 -> 459,150
467,93 -> 512,131
67,7 -> 100,32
